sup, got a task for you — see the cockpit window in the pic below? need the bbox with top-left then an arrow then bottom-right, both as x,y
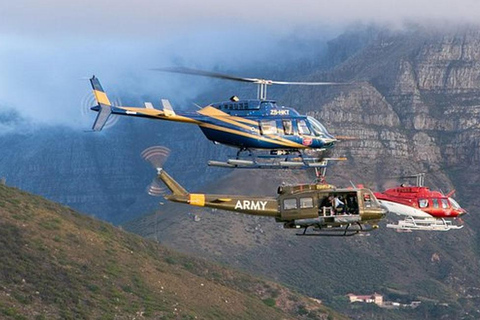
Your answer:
307,116 -> 328,137
432,199 -> 439,208
283,198 -> 297,210
418,199 -> 429,208
283,120 -> 293,135
363,193 -> 372,208
260,120 -> 277,135
441,199 -> 449,209
298,120 -> 311,135
449,197 -> 461,210
362,192 -> 380,208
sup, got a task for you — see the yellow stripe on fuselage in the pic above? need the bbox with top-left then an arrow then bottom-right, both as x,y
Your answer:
198,106 -> 258,127
229,116 -> 258,126
207,115 -> 260,134
119,107 -> 201,124
199,114 -> 307,148
200,123 -> 304,148
189,194 -> 205,206
197,106 -> 229,116
94,90 -> 111,106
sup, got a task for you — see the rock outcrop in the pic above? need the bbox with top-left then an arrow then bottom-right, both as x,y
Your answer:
282,27 -> 480,192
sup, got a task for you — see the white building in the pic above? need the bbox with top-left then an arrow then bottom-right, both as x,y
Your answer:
347,293 -> 383,306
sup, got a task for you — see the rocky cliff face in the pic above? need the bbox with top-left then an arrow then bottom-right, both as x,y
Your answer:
282,27 -> 480,193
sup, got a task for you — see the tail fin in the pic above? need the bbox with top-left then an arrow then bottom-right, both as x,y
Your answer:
90,76 -> 112,131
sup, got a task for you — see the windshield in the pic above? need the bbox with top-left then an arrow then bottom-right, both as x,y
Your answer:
441,198 -> 449,209
307,116 -> 329,137
448,197 -> 462,210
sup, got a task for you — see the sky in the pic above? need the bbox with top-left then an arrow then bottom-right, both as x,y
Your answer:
1,0 -> 480,129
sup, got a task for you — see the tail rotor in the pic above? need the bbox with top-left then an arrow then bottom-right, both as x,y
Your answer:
142,146 -> 171,197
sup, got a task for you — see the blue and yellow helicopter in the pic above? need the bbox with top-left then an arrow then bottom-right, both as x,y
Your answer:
89,68 -> 346,169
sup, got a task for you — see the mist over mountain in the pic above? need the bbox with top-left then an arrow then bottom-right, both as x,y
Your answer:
0,107 -> 30,135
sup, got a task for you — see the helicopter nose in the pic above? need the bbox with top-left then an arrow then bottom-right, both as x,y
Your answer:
380,205 -> 389,218
322,137 -> 337,145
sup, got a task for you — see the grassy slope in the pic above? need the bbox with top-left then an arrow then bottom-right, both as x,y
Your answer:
0,183 -> 345,320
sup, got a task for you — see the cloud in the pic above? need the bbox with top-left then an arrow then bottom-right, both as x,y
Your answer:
0,27 -> 332,128
1,0 -> 479,38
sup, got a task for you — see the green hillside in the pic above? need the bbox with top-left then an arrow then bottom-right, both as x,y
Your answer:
0,183 -> 344,320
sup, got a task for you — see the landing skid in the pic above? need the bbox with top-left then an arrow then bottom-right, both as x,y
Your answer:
208,148 -> 344,169
295,222 -> 376,237
387,217 -> 463,231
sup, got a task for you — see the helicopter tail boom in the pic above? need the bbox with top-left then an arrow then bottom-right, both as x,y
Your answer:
156,169 -> 208,206
157,168 -> 188,198
156,168 -> 279,216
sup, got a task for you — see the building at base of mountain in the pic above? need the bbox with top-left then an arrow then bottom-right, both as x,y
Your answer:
347,293 -> 422,309
347,293 -> 383,305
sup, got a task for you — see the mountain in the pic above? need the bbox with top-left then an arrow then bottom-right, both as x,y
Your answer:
0,182 -> 346,319
126,26 -> 480,319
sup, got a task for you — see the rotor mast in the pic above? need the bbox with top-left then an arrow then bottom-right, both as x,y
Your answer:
415,173 -> 425,187
256,80 -> 272,100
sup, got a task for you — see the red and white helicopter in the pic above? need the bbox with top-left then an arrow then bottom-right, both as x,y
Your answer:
374,174 -> 466,231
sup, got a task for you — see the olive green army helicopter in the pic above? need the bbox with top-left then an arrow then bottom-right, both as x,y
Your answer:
153,165 -> 387,236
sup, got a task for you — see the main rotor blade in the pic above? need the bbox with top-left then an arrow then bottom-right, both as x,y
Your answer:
152,67 -> 258,83
270,80 -> 349,86
388,173 -> 425,179
153,67 -> 348,86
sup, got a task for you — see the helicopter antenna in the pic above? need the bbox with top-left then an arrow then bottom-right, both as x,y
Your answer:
152,67 -> 348,101
192,102 -> 202,110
